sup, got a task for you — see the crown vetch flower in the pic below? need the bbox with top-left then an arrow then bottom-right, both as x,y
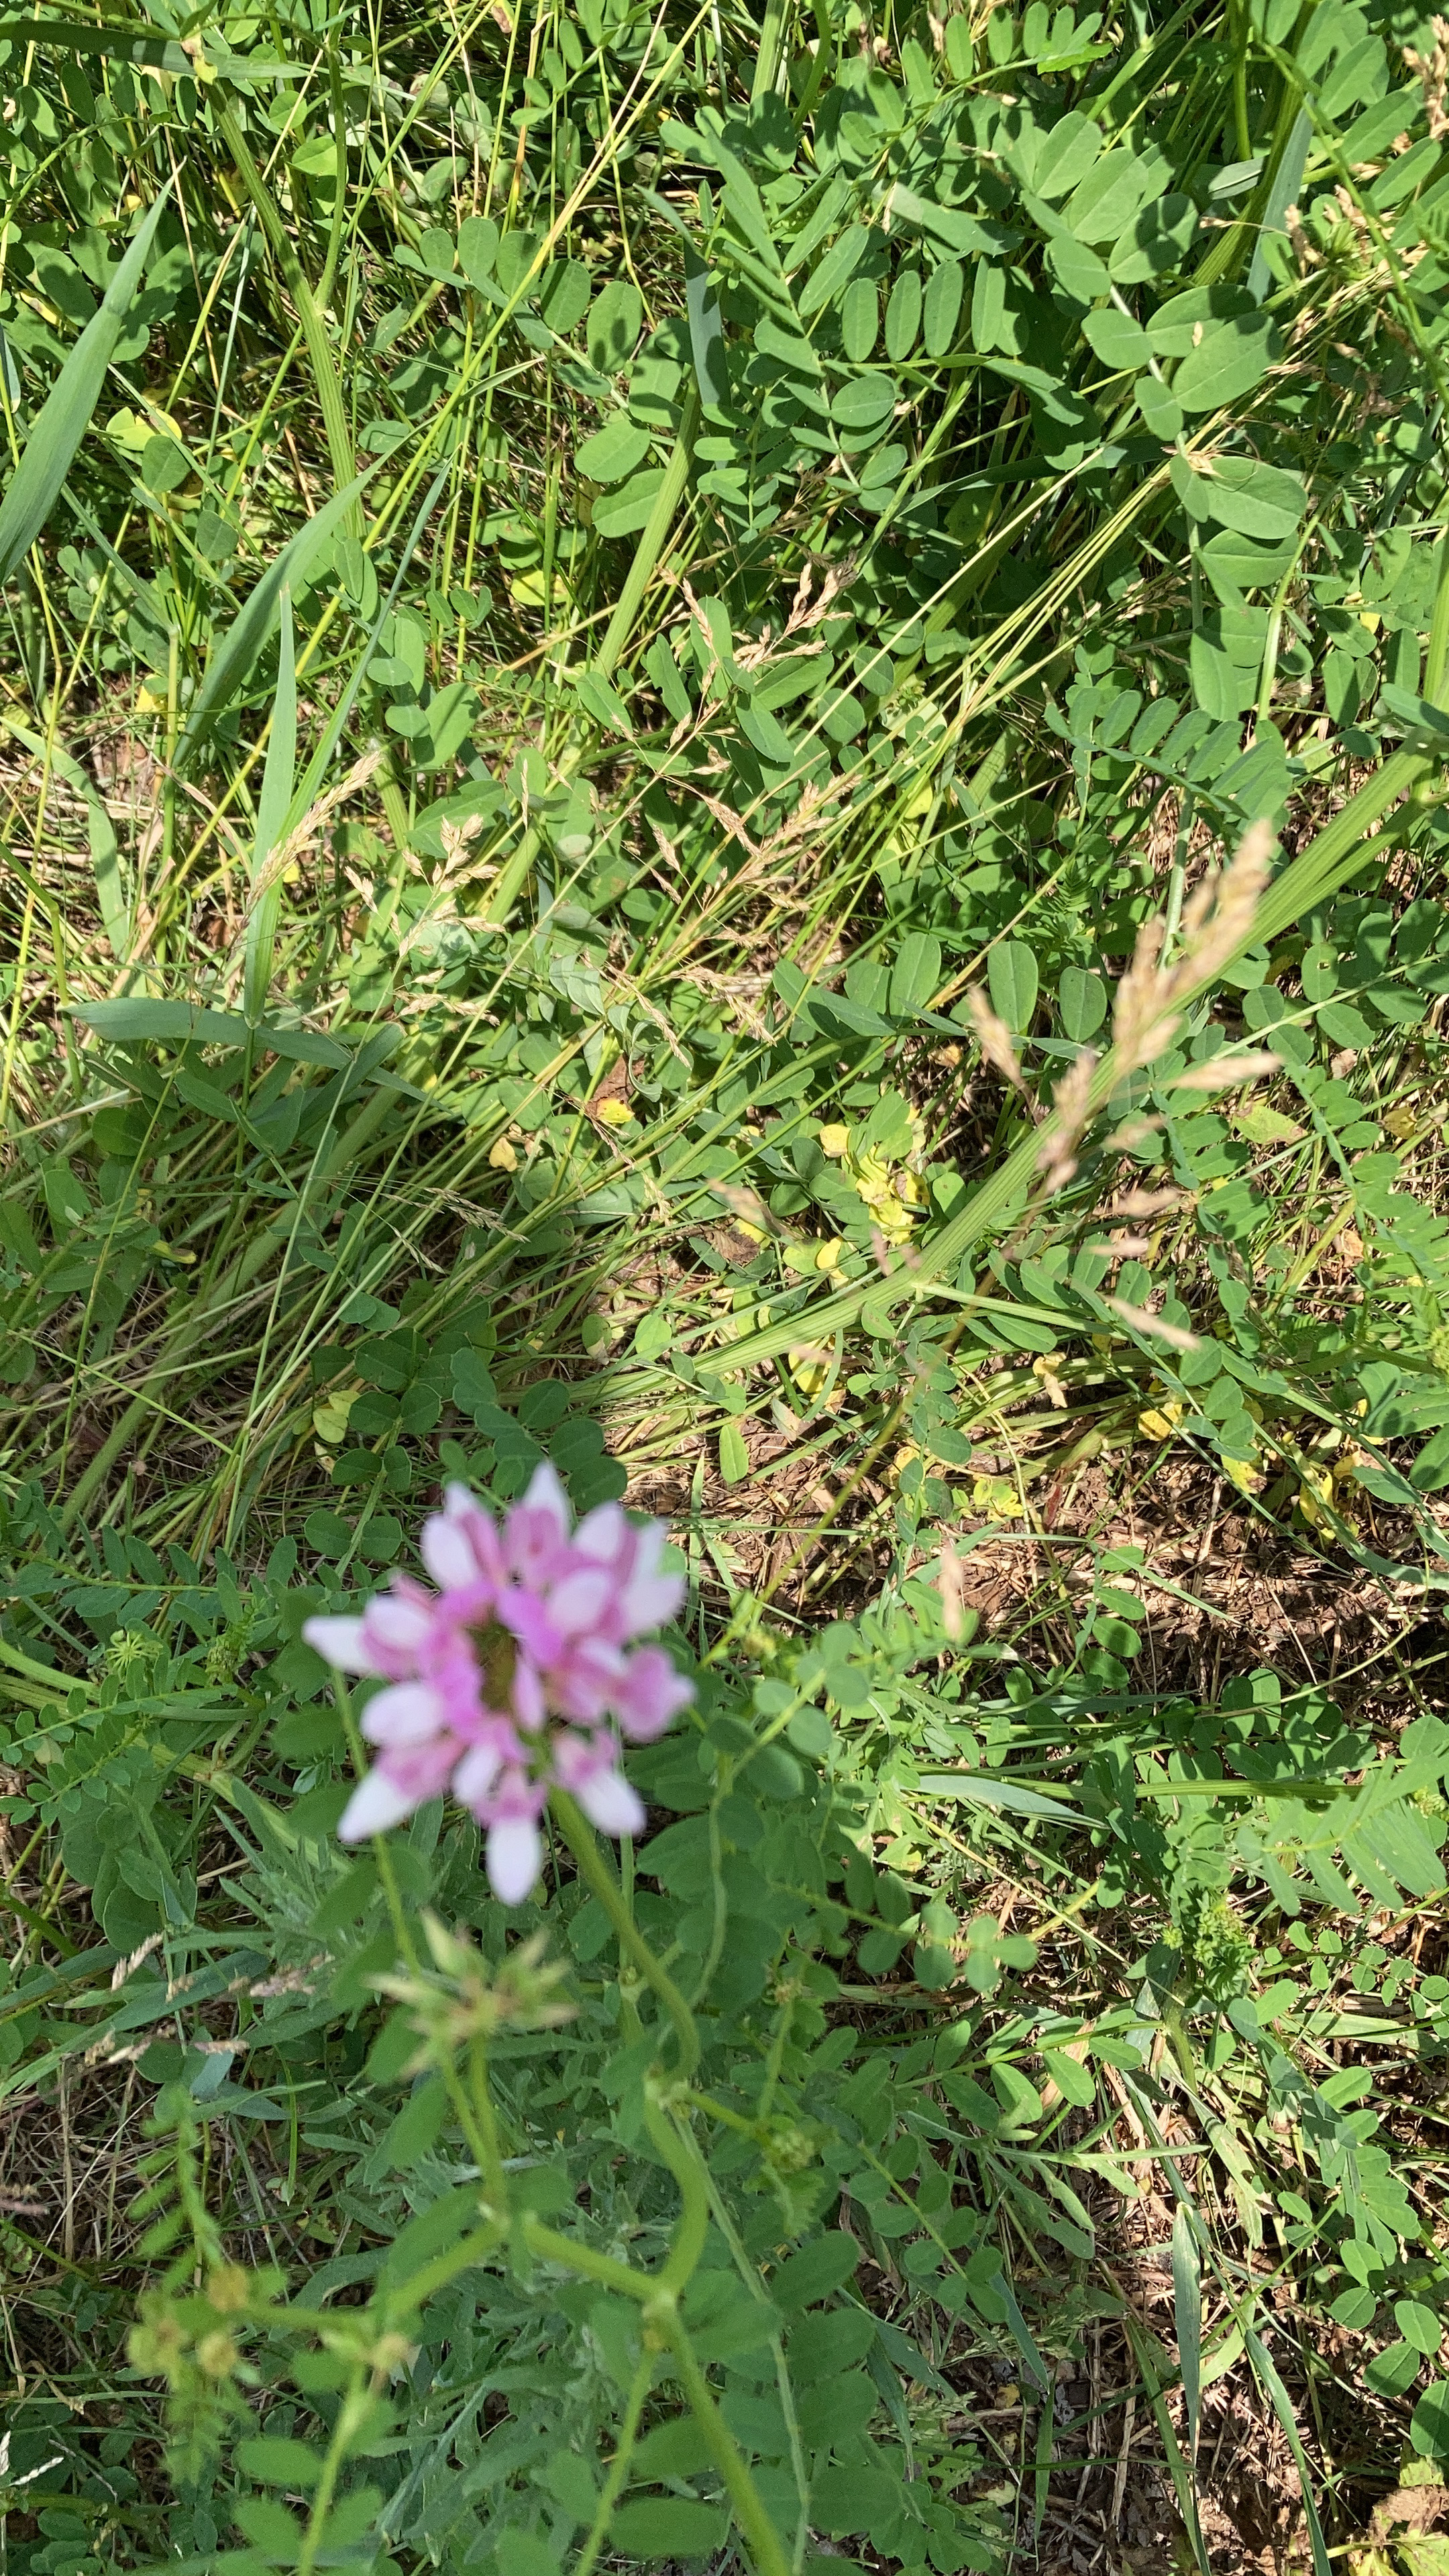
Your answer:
303,1466 -> 692,1903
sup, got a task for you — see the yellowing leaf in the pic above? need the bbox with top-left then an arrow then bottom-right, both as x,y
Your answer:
313,1389 -> 357,1444
1222,1455 -> 1264,1493
1138,1404 -> 1183,1440
1231,1101 -> 1304,1147
788,1344 -> 831,1395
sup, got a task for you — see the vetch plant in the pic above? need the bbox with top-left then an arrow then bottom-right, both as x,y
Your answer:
299,1479 -> 802,2576
304,1466 -> 693,1900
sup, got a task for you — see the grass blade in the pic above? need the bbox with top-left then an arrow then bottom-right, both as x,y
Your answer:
1171,2202 -> 1202,2466
0,188 -> 169,586
1243,2328 -> 1332,2576
175,471 -> 366,769
254,584 -> 298,877
0,14 -> 305,74
244,582 -> 297,1024
1246,107 -> 1312,302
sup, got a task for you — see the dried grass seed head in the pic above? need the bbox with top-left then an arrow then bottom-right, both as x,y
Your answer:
965,985 -> 1030,1097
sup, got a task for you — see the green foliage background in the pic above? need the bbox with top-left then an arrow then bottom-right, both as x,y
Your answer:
7,0 -> 1449,2565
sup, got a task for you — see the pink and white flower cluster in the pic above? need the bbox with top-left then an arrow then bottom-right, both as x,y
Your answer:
303,1466 -> 692,1904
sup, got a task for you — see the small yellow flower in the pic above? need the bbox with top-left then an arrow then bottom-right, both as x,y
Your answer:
488,1137 -> 518,1171
135,684 -> 168,716
818,1123 -> 849,1158
597,1096 -> 633,1128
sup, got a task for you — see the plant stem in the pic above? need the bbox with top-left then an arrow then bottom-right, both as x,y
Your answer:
574,2349 -> 654,2576
480,391 -> 699,928
213,101 -> 360,537
643,2092 -> 711,2294
521,2214 -> 656,2300
750,0 -> 788,101
661,2304 -> 793,2576
294,2365 -> 362,2576
552,1792 -> 700,2077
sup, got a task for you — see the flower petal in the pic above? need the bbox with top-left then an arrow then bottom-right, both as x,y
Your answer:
303,1615 -> 381,1675
496,1589 -> 563,1664
546,1568 -> 613,1639
572,1762 -> 645,1839
486,1815 -> 543,1904
360,1680 -> 446,1747
572,1501 -> 628,1564
521,1460 -> 572,1535
510,1654 -> 547,1731
615,1645 -> 694,1740
631,1522 -> 665,1579
453,1739 -> 504,1812
421,1511 -> 482,1591
550,1640 -> 624,1726
337,1768 -> 417,1841
365,1597 -> 435,1656
619,1570 -> 685,1635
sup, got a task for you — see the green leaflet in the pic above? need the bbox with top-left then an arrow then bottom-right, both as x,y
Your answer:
986,938 -> 1038,1032
1171,311 -> 1283,411
885,182 -> 1002,256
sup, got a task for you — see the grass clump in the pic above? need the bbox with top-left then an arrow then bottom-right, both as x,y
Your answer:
7,0 -> 1449,2569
